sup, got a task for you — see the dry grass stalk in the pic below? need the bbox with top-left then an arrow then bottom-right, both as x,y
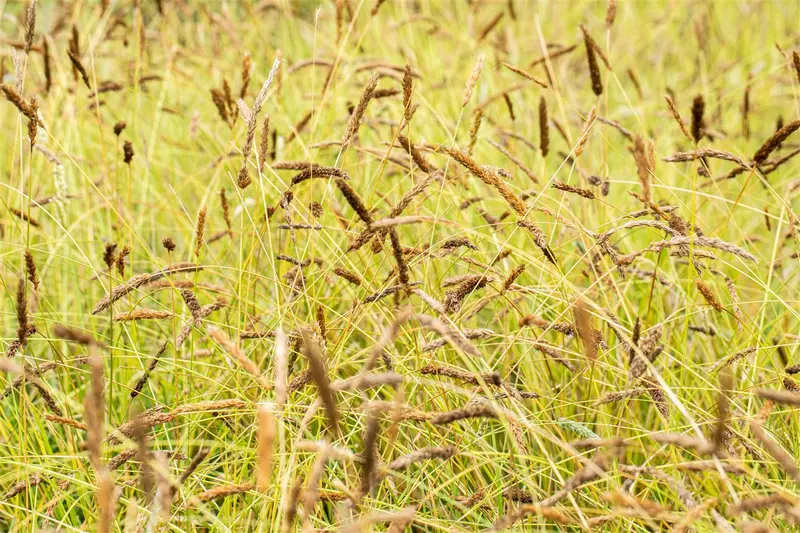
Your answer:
594,387 -> 648,406
420,328 -> 493,353
729,493 -> 797,515
342,73 -> 379,148
534,342 -> 576,371
573,298 -> 597,360
443,274 -> 491,314
44,413 -> 88,431
755,388 -> 800,406
332,267 -> 363,286
300,328 -> 339,437
387,446 -> 456,472
665,95 -> 693,142
388,228 -> 410,286
8,207 -> 40,227
67,50 -> 91,89
552,180 -> 595,199
502,63 -> 547,88
468,108 -> 483,155
420,362 -> 501,387
712,347 -> 756,371
1,84 -> 37,123
695,279 -> 723,312
257,403 -> 275,491
403,61 -> 413,122
396,135 -> 435,173
651,433 -> 715,455
335,178 -> 372,224
615,236 -> 756,266
194,207 -> 206,257
430,403 -> 497,425
437,145 -> 526,216
91,263 -> 202,314
605,0 -> 617,27
363,282 -> 421,304
113,309 -> 174,322
753,120 -> 800,163
462,54 -> 485,107
194,483 -> 254,503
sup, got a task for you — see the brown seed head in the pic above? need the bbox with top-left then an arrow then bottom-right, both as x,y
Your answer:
113,121 -> 126,136
691,94 -> 705,143
123,141 -> 134,164
194,207 -> 207,258
103,243 -> 117,270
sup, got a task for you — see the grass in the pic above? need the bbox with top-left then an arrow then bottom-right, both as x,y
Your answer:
2,0 -> 800,531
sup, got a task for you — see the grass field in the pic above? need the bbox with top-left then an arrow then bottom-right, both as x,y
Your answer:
3,0 -> 800,531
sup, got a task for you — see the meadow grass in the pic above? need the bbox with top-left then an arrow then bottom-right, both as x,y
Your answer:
2,0 -> 800,531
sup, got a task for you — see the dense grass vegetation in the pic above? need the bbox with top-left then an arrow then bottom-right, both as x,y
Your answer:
3,0 -> 800,531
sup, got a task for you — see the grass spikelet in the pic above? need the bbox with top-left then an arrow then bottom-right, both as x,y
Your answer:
665,95 -> 692,142
695,279 -> 723,312
387,446 -> 456,471
335,178 -> 373,224
539,96 -> 549,157
92,263 -> 202,314
552,180 -> 595,199
468,108 -> 483,155
691,94 -> 705,143
402,61 -> 413,122
194,207 -> 206,258
258,116 -> 270,172
388,228 -> 410,286
396,135 -> 435,173
24,249 -> 39,293
15,278 -> 28,346
113,309 -> 174,322
582,25 -> 603,95
333,267 -> 363,286
1,84 -> 38,123
342,73 -> 379,148
462,54 -> 485,107
501,63 -> 547,88
44,413 -> 88,431
753,120 -> 800,163
24,0 -> 36,54
431,403 -> 497,425
194,483 -> 254,503
443,275 -> 491,314
67,50 -> 91,90
783,376 -> 800,395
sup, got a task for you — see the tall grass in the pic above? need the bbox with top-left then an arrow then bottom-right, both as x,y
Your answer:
2,1 -> 800,531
